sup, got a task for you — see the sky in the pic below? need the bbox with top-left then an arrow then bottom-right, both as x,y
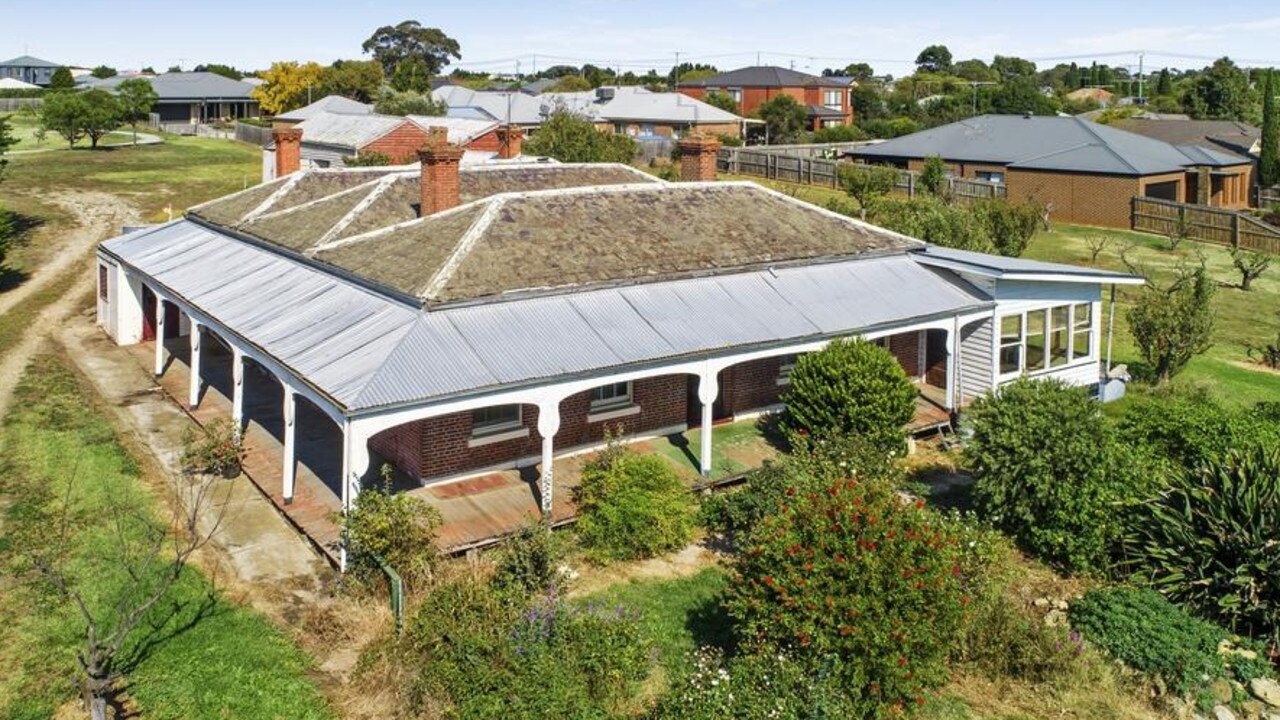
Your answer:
5,0 -> 1280,76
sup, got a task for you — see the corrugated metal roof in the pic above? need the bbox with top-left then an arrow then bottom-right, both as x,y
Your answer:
277,95 -> 373,121
103,220 -> 991,414
85,72 -> 256,100
917,245 -> 1143,282
295,112 -> 407,150
407,116 -> 500,145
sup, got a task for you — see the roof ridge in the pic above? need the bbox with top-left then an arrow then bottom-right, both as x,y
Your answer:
241,177 -> 385,225
187,175 -> 289,215
420,196 -> 508,299
307,197 -> 491,254
242,171 -> 309,221
314,174 -> 402,246
1070,116 -> 1141,174
749,182 -> 925,249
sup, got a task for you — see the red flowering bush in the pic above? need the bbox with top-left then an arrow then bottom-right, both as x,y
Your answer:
724,476 -> 968,714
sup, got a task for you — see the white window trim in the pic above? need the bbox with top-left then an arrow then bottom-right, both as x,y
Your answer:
776,354 -> 798,386
467,426 -> 530,448
587,403 -> 642,424
997,303 -> 1097,380
471,405 -> 523,438
590,381 -> 633,412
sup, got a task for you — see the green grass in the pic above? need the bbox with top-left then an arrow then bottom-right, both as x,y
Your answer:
5,131 -> 261,221
2,111 -> 143,152
577,568 -> 731,673
1024,223 -> 1280,408
0,355 -> 335,720
648,419 -> 777,481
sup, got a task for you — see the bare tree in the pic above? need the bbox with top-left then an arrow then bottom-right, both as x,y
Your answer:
1230,247 -> 1271,291
23,468 -> 229,720
1166,211 -> 1192,251
1084,233 -> 1110,262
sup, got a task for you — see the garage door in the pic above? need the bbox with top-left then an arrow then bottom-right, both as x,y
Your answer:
1144,180 -> 1180,202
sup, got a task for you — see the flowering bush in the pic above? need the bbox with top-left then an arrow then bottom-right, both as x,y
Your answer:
782,337 -> 917,454
179,417 -> 243,477
576,449 -> 697,563
725,475 -> 968,714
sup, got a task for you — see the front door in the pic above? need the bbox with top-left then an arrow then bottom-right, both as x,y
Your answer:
140,286 -> 179,341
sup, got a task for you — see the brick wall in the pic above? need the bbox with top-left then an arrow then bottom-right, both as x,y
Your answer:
720,357 -> 784,415
887,331 -> 922,378
362,122 -> 433,164
1004,169 -> 1145,228
679,86 -> 851,125
374,375 -> 690,482
466,129 -> 502,153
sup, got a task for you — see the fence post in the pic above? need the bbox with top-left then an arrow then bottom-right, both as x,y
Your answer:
1231,212 -> 1240,249
907,172 -> 915,199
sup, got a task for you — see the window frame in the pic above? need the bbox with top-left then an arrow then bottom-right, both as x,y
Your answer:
998,302 -> 1096,378
1071,303 -> 1093,361
471,404 -> 523,437
822,89 -> 843,109
590,381 -> 633,411
97,264 -> 110,302
975,170 -> 1005,184
998,314 -> 1023,375
776,353 -> 798,385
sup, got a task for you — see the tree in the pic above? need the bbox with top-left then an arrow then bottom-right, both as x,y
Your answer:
39,90 -> 90,148
90,65 -> 117,79
915,44 -> 953,74
1181,57 -> 1250,120
0,114 -> 15,182
1230,246 -> 1271,291
989,76 -> 1060,115
16,466 -> 229,720
1126,261 -> 1215,384
991,55 -> 1036,80
524,110 -> 635,162
372,87 -> 446,116
547,75 -> 592,93
953,58 -> 998,83
703,90 -> 739,115
676,68 -> 717,84
1260,70 -> 1279,188
390,55 -> 434,92
837,163 -> 898,219
1155,68 -> 1173,96
193,63 -> 242,80
77,89 -> 122,148
251,61 -> 323,115
362,20 -> 461,76
842,62 -> 875,82
919,155 -> 948,196
781,337 -> 917,454
755,94 -> 807,144
116,78 -> 158,144
48,66 -> 75,90
316,59 -> 384,103
849,83 -> 885,120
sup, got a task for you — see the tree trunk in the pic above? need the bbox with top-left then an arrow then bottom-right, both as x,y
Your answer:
90,696 -> 107,720
1241,274 -> 1253,292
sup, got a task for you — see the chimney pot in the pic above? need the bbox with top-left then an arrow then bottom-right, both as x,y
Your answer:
273,127 -> 303,178
418,144 -> 465,216
426,125 -> 448,146
496,125 -> 524,159
677,133 -> 722,182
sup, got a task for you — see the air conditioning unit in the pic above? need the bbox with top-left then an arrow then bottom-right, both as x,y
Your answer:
595,86 -> 616,101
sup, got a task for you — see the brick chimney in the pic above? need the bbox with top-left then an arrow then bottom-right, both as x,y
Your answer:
418,143 -> 465,216
273,127 -> 303,178
496,125 -> 524,159
677,134 -> 721,182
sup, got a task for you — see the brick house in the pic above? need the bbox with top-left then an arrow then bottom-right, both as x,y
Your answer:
846,114 -> 1254,228
96,130 -> 1140,563
678,66 -> 853,130
261,110 -> 515,181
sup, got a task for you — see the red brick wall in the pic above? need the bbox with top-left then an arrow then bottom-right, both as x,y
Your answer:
374,376 -> 690,481
361,122 -> 433,164
466,129 -> 502,153
678,85 -> 851,125
721,357 -> 784,415
887,331 -> 922,378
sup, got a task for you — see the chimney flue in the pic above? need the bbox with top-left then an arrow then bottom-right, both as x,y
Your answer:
273,127 -> 303,178
418,143 -> 465,216
677,133 -> 722,182
496,125 -> 524,159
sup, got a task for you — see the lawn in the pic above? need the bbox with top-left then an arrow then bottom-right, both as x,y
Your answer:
2,110 -> 142,152
0,354 -> 335,720
4,130 -> 262,222
646,418 -> 780,482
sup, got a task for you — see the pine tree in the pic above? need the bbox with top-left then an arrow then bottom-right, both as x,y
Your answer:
1261,69 -> 1279,188
1156,68 -> 1173,96
1089,62 -> 1100,87
1068,62 -> 1080,89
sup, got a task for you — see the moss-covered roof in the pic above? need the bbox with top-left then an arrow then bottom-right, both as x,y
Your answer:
189,177 -> 288,226
459,164 -> 658,203
239,182 -> 383,251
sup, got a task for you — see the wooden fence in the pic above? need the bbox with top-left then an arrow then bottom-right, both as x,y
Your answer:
717,147 -> 1006,201
234,121 -> 274,147
1131,196 -> 1280,255
1260,186 -> 1280,208
0,98 -> 41,112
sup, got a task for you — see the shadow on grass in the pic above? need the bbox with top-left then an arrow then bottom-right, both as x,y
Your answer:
686,593 -> 736,656
117,583 -> 224,676
0,209 -> 46,292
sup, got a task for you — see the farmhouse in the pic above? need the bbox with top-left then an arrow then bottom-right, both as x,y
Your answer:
678,65 -> 853,129
96,130 -> 1139,561
847,114 -> 1255,228
261,111 -> 514,180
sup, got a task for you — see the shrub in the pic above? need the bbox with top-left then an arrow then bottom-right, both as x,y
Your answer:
1122,446 -> 1280,647
918,155 -> 949,196
725,475 -> 968,713
867,196 -> 994,252
342,468 -> 442,590
837,163 -> 899,219
812,123 -> 868,143
1126,263 -> 1215,384
861,116 -> 921,139
963,378 -> 1151,574
345,150 -> 393,166
701,434 -> 901,536
1117,387 -> 1280,470
524,109 -> 637,163
575,450 -> 696,562
782,337 -> 917,454
1069,587 -> 1273,697
401,571 -> 652,719
373,87 -> 446,116
178,417 -> 243,477
969,199 -> 1041,257
491,521 -> 568,597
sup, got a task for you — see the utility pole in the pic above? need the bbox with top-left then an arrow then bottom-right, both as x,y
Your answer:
1137,52 -> 1145,104
672,50 -> 681,87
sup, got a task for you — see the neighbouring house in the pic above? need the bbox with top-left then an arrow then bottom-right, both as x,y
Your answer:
96,130 -> 1140,561
1109,117 -> 1262,186
846,114 -> 1255,228
0,77 -> 39,90
0,55 -> 61,87
677,65 -> 853,129
86,71 -> 260,123
1066,87 -> 1115,107
260,111 -> 516,181
273,95 -> 374,125
433,84 -> 748,139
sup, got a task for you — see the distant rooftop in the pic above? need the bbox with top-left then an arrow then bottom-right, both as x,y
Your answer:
1109,118 -> 1261,160
850,114 -> 1249,175
276,95 -> 373,122
0,55 -> 60,68
85,71 -> 256,100
678,65 -> 846,89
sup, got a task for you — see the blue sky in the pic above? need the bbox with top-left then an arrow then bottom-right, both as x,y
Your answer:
5,0 -> 1280,75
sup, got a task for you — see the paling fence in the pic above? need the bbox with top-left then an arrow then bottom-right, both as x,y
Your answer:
1131,196 -> 1280,255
